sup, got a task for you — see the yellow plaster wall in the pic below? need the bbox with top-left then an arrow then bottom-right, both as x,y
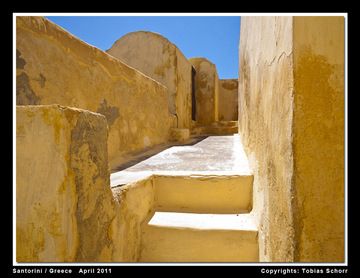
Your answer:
16,105 -> 116,262
239,16 -> 345,262
16,17 -> 173,170
218,79 -> 238,121
189,58 -> 220,125
292,16 -> 345,262
239,16 -> 295,262
107,31 -> 192,129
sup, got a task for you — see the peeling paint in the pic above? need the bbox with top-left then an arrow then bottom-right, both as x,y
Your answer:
96,99 -> 120,127
16,49 -> 26,69
69,110 -> 114,261
16,72 -> 41,105
39,73 -> 46,88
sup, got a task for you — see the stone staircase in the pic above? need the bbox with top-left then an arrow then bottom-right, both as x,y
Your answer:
191,121 -> 238,136
138,175 -> 258,262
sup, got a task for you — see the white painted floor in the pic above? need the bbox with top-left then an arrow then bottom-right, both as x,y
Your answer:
111,134 -> 251,187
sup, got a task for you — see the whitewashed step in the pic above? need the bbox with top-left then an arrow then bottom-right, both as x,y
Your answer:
139,212 -> 259,262
154,175 -> 253,213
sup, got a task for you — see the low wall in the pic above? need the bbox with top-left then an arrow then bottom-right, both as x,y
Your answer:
16,105 -> 116,262
111,178 -> 155,261
16,104 -> 159,262
16,17 -> 173,169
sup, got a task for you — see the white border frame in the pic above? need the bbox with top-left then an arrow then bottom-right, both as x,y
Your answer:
13,12 -> 348,267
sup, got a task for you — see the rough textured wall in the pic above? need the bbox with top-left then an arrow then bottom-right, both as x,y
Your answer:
107,32 -> 192,129
189,58 -> 220,125
292,16 -> 344,262
239,17 -> 295,262
218,79 -> 238,121
239,16 -> 345,262
16,17 -> 173,169
16,105 -> 116,262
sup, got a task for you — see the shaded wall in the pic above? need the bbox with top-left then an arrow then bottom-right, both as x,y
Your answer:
239,16 -> 344,262
239,16 -> 295,262
189,58 -> 220,125
16,17 -> 173,169
107,31 -> 192,129
218,79 -> 238,121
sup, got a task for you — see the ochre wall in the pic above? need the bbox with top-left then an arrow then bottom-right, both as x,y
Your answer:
189,58 -> 220,126
239,16 -> 345,262
16,17 -> 173,170
218,79 -> 238,121
16,104 -> 159,263
16,105 -> 116,262
292,16 -> 345,262
239,16 -> 295,262
107,32 -> 192,129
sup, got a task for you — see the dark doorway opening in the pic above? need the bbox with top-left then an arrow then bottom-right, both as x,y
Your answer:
191,66 -> 196,121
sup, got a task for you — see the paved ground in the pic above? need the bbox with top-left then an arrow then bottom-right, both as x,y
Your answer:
111,134 -> 251,187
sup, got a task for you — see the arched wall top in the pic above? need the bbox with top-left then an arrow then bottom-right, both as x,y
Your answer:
189,57 -> 216,67
109,31 -> 188,59
107,30 -> 194,129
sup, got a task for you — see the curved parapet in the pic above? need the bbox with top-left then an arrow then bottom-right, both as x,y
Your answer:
107,31 -> 192,129
16,17 -> 173,169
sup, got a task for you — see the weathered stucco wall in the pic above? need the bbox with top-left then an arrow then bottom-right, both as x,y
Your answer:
16,104 -> 158,263
189,58 -> 220,125
239,16 -> 295,262
16,17 -> 173,169
218,79 -> 238,121
107,32 -> 192,129
239,16 -> 345,262
16,105 -> 116,262
292,16 -> 344,262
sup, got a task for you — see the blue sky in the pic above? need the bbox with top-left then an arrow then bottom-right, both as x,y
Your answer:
46,16 -> 240,79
